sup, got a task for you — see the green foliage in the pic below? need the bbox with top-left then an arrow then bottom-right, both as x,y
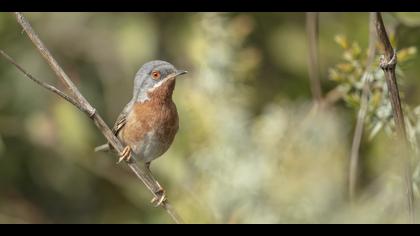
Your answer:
329,35 -> 418,141
329,34 -> 420,201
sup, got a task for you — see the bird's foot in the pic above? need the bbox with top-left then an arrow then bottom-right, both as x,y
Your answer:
151,187 -> 167,207
117,146 -> 132,164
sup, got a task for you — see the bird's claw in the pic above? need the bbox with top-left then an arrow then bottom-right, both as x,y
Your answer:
117,146 -> 132,164
151,188 -> 167,207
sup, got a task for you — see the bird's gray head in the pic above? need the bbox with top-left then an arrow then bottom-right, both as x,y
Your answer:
133,60 -> 187,102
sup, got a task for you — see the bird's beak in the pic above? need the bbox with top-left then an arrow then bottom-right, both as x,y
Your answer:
164,70 -> 188,81
175,70 -> 188,77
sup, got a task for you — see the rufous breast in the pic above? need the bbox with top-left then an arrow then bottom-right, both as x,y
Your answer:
120,79 -> 179,163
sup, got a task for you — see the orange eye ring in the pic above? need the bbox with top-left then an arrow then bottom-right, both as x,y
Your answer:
151,71 -> 161,80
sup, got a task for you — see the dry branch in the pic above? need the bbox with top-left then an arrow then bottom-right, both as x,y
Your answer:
1,12 -> 183,224
374,12 -> 415,223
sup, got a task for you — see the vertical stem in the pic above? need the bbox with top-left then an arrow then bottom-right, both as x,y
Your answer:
306,12 -> 323,103
348,75 -> 369,201
375,12 -> 415,223
349,12 -> 377,202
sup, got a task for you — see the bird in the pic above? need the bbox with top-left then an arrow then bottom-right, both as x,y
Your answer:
94,60 -> 187,206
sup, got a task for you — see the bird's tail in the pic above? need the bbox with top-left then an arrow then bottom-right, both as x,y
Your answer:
94,143 -> 110,152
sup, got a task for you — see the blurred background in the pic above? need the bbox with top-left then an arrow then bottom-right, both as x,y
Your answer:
1,12 -> 420,223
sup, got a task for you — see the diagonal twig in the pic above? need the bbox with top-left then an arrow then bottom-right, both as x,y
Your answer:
0,50 -> 83,113
2,12 -> 184,224
349,12 -> 377,202
374,12 -> 415,224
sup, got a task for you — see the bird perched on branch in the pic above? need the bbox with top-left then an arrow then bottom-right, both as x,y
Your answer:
95,60 -> 187,206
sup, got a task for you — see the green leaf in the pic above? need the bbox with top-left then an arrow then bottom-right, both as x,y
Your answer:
334,34 -> 349,49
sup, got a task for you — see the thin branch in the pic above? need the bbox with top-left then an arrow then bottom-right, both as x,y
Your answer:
0,50 -> 83,113
14,13 -> 95,116
374,12 -> 415,223
306,12 -> 323,103
5,12 -> 183,224
349,12 -> 377,202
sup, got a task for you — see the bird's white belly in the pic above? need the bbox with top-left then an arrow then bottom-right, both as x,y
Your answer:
132,130 -> 169,163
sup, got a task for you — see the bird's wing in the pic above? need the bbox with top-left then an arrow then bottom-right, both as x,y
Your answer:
95,100 -> 134,152
112,100 -> 134,135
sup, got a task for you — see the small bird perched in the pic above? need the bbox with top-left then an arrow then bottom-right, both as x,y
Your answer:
95,60 -> 187,206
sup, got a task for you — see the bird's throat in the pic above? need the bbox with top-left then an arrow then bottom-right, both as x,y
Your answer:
146,78 -> 176,104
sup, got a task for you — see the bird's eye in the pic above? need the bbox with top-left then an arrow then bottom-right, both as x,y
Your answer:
151,71 -> 161,80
